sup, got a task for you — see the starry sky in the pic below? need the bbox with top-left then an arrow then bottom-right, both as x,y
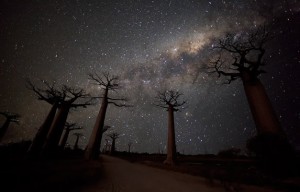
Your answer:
0,0 -> 299,154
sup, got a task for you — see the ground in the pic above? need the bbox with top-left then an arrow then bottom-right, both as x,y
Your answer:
0,151 -> 298,192
85,155 -> 281,192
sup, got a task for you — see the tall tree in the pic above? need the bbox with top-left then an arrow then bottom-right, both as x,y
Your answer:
127,141 -> 132,153
85,72 -> 131,160
103,138 -> 111,153
73,132 -> 84,150
154,90 -> 186,165
209,27 -> 295,170
26,80 -> 63,157
208,27 -> 282,135
43,85 -> 92,155
0,112 -> 20,142
107,132 -> 120,155
59,122 -> 82,149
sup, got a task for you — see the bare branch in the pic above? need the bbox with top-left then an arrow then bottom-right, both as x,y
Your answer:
153,104 -> 169,109
154,90 -> 187,111
88,72 -> 120,90
26,79 -> 62,104
209,26 -> 269,83
107,132 -> 120,139
107,97 -> 128,102
0,112 -> 21,124
64,122 -> 83,131
108,101 -> 133,108
54,85 -> 95,109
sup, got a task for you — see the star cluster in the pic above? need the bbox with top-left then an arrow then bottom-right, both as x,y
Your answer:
0,0 -> 299,154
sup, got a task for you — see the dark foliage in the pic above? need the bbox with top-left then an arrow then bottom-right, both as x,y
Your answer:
0,157 -> 102,192
0,140 -> 31,159
247,133 -> 298,176
218,147 -> 241,158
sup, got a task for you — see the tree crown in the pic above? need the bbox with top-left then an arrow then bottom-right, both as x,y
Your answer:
26,79 -> 94,108
208,26 -> 270,84
88,72 -> 132,107
154,90 -> 187,111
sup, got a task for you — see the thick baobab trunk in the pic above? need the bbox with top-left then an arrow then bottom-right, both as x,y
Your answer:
85,89 -> 109,160
242,72 -> 282,134
43,104 -> 70,154
0,119 -> 11,142
74,136 -> 80,150
27,102 -> 58,156
164,106 -> 176,165
110,139 -> 116,155
242,72 -> 296,174
59,128 -> 71,149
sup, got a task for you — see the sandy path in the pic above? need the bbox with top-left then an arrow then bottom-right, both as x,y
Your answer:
85,155 -> 280,192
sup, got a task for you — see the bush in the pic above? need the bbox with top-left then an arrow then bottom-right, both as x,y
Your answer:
247,133 -> 296,176
217,147 -> 241,158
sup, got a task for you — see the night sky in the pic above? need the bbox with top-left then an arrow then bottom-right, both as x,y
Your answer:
0,0 -> 299,154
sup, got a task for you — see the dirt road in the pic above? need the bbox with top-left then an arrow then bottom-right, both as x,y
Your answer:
85,155 -> 279,192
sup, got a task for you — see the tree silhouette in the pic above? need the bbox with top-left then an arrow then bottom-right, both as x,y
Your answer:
0,112 -> 20,142
154,90 -> 186,165
102,138 -> 112,153
26,80 -> 63,157
209,27 -> 282,135
59,122 -> 82,149
209,27 -> 295,170
107,132 -> 120,155
43,85 -> 93,155
73,132 -> 84,150
85,72 -> 131,160
128,141 -> 132,153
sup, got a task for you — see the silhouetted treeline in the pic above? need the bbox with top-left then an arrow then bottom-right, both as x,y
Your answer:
0,140 -> 31,159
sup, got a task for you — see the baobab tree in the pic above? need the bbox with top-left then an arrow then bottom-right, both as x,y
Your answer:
43,85 -> 93,155
128,141 -> 132,153
59,122 -> 82,149
208,27 -> 282,135
0,112 -> 20,142
209,27 -> 295,166
102,138 -> 111,153
154,90 -> 186,165
107,132 -> 120,155
26,80 -> 63,157
85,72 -> 131,160
73,132 -> 84,150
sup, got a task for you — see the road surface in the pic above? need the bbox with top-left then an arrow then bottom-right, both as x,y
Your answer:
85,155 -> 279,192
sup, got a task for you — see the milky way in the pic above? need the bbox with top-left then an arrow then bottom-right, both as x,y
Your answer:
1,0 -> 299,154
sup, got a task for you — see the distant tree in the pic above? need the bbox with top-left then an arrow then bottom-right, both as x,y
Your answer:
0,112 -> 20,142
107,132 -> 120,155
208,27 -> 282,135
59,122 -> 82,149
218,147 -> 241,158
73,132 -> 84,150
128,141 -> 132,153
103,138 -> 111,153
85,72 -> 131,160
154,90 -> 186,165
